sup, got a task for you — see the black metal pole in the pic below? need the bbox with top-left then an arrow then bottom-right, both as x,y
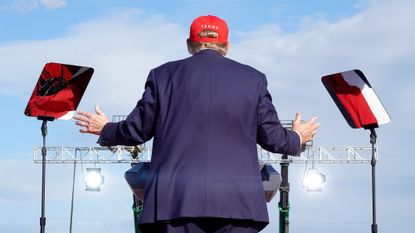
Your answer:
132,195 -> 142,233
130,156 -> 141,233
38,116 -> 53,233
40,119 -> 48,233
370,128 -> 378,233
279,154 -> 290,233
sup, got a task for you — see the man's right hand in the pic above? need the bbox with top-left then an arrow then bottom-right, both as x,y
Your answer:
292,112 -> 320,144
73,105 -> 109,135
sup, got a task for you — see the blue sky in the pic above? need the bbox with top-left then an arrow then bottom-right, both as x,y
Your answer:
1,0 -> 415,232
0,0 -> 363,42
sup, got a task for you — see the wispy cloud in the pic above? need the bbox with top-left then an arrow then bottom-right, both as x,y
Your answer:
40,0 -> 66,10
0,1 -> 413,144
1,0 -> 413,115
0,10 -> 186,113
231,0 -> 415,141
0,0 -> 66,13
0,1 -> 413,157
5,0 -> 39,13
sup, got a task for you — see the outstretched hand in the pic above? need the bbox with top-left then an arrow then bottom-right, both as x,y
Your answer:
292,112 -> 320,144
73,105 -> 109,135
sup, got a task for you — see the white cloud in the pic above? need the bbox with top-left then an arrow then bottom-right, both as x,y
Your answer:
0,0 -> 66,12
0,10 -> 187,114
0,2 -> 413,144
2,0 -> 414,119
230,0 -> 415,141
0,0 -> 413,146
9,0 -> 38,13
40,0 -> 66,10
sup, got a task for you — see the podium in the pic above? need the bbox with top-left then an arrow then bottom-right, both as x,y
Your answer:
124,162 -> 282,202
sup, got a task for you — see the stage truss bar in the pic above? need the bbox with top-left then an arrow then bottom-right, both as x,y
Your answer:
258,146 -> 377,164
33,145 -> 151,164
112,115 -> 128,122
33,145 -> 376,164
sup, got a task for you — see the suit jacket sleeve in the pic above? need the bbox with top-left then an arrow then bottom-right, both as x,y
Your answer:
97,70 -> 158,146
256,75 -> 301,156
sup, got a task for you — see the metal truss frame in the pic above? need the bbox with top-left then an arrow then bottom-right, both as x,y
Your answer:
33,145 -> 377,164
33,117 -> 377,164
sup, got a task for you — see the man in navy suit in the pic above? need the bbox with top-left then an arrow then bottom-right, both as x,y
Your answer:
74,15 -> 319,233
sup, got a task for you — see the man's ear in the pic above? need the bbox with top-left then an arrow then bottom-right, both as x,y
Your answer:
224,42 -> 230,56
186,39 -> 193,55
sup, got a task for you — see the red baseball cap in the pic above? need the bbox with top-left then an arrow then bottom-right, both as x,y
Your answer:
189,15 -> 229,43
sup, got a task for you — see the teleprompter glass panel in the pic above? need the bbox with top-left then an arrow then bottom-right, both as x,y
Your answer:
24,62 -> 93,120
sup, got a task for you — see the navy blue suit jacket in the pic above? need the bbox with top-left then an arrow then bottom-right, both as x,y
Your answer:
98,49 -> 300,230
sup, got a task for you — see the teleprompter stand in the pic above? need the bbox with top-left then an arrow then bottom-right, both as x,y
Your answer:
24,62 -> 94,233
278,154 -> 290,233
368,128 -> 378,233
38,116 -> 54,233
322,69 -> 390,233
129,148 -> 143,233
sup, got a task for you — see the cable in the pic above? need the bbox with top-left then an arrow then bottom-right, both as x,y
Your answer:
69,148 -> 79,233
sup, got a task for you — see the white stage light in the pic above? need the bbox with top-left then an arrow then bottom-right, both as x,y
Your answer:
85,168 -> 104,191
302,168 -> 326,192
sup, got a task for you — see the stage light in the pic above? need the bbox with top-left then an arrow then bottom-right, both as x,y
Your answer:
85,168 -> 104,191
302,168 -> 326,192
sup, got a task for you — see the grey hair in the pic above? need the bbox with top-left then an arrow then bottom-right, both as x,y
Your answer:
187,30 -> 229,56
